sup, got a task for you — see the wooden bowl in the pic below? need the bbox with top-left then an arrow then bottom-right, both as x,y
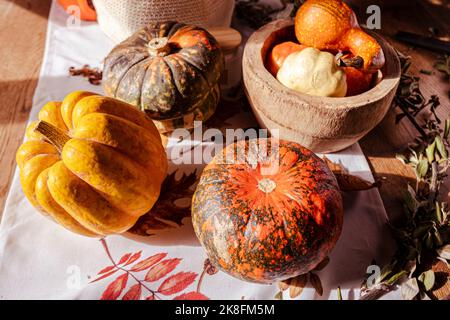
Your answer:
243,19 -> 401,153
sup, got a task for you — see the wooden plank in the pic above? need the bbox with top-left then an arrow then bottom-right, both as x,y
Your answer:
0,0 -> 52,216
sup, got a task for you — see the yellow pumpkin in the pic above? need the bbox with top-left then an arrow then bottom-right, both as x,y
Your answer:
16,91 -> 168,237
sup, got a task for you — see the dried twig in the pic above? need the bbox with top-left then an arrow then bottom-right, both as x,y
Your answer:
69,64 -> 102,85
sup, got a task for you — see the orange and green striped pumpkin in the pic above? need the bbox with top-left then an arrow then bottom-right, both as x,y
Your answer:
192,138 -> 343,283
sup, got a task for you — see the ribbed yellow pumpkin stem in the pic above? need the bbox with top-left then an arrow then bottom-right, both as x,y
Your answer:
34,121 -> 70,153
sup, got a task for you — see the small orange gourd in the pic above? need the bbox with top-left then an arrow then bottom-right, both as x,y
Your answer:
16,91 -> 167,237
344,67 -> 373,96
266,41 -> 306,76
295,0 -> 385,73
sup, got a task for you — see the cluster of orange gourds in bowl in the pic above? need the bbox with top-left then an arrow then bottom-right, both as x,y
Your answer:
266,0 -> 385,97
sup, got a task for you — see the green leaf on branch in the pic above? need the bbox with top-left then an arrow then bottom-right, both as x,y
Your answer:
444,119 -> 450,139
385,270 -> 408,286
418,270 -> 435,291
416,159 -> 429,179
435,136 -> 448,159
426,141 -> 436,163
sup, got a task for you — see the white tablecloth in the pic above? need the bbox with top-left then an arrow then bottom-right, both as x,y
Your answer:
0,1 -> 399,300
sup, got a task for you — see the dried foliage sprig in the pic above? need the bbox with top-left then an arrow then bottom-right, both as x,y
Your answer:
275,256 -> 328,299
69,64 -> 102,85
234,0 -> 304,28
360,52 -> 450,300
434,55 -> 450,78
129,171 -> 198,236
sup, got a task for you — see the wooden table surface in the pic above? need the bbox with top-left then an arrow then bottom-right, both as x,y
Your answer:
0,0 -> 449,298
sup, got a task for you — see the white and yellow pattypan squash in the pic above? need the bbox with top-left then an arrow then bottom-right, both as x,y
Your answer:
277,47 -> 347,97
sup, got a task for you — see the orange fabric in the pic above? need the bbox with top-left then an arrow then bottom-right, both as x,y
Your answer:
58,0 -> 97,21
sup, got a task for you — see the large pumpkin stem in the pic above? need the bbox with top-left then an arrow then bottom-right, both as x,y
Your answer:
34,121 -> 70,153
258,178 -> 277,193
147,37 -> 171,57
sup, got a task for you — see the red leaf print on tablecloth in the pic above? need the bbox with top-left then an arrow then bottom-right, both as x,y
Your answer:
130,253 -> 167,272
157,272 -> 197,295
90,268 -> 119,283
144,259 -> 181,282
101,273 -> 128,300
97,265 -> 115,274
93,239 -> 214,300
118,253 -> 132,265
124,251 -> 142,266
173,292 -> 209,300
122,284 -> 142,300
